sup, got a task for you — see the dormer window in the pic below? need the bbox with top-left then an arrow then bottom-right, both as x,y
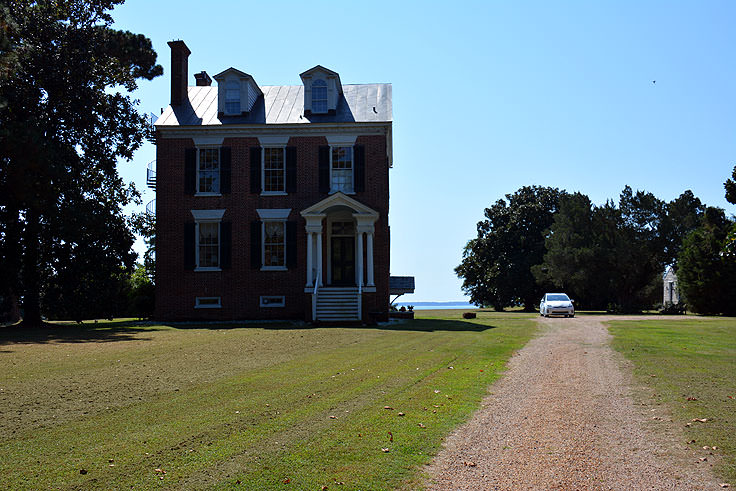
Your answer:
225,80 -> 240,114
312,80 -> 328,113
214,68 -> 263,118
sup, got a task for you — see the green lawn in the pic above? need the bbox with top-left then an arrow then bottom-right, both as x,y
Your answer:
0,311 -> 536,490
608,317 -> 736,483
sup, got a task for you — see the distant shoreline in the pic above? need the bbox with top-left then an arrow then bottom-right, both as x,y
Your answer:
395,301 -> 474,310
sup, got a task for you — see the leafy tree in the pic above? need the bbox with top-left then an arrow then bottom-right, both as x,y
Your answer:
723,165 -> 736,255
0,1 -> 162,326
533,192 -> 601,309
677,207 -> 736,315
130,211 -> 156,281
456,186 -> 565,311
660,190 -> 705,265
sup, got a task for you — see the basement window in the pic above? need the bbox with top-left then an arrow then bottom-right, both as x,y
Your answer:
260,296 -> 285,308
195,297 -> 222,309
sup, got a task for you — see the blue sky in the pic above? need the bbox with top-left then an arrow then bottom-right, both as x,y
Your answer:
112,0 -> 736,302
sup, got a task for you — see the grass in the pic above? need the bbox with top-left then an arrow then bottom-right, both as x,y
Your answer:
0,310 -> 537,490
608,317 -> 736,484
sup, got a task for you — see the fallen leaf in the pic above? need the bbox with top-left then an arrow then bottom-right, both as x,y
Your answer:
433,405 -> 440,408
383,406 -> 394,410
109,464 -> 115,467
329,415 -> 337,419
687,397 -> 698,401
381,448 -> 389,453
650,374 -> 657,378
283,477 -> 291,484
720,484 -> 730,488
704,446 -> 710,450
700,457 -> 708,462
713,446 -> 719,450
321,487 -> 329,491
448,366 -> 454,369
80,469 -> 87,475
479,369 -> 484,372
692,418 -> 708,423
108,458 -> 114,463
398,412 -> 405,416
434,390 -> 441,394
418,423 -> 426,428
463,461 -> 477,467
388,431 -> 393,442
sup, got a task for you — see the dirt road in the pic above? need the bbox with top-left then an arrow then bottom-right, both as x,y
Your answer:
426,316 -> 723,490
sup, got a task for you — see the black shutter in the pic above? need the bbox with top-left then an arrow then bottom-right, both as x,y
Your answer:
220,221 -> 231,269
354,145 -> 365,193
220,147 -> 231,194
286,221 -> 297,269
184,222 -> 195,269
318,145 -> 330,193
250,146 -> 261,194
285,146 -> 297,193
250,220 -> 262,269
185,148 -> 197,194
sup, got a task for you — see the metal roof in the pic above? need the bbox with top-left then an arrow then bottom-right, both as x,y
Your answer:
156,83 -> 392,127
390,276 -> 415,295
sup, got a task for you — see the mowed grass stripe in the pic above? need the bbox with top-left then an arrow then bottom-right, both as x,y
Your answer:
608,317 -> 736,484
0,314 -> 536,490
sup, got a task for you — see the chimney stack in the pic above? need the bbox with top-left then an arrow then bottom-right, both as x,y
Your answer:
194,71 -> 212,87
168,40 -> 191,106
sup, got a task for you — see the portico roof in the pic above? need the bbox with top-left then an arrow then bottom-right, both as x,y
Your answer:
300,192 -> 379,218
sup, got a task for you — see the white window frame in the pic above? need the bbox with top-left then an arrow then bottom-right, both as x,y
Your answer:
311,79 -> 328,114
329,145 -> 354,194
224,79 -> 241,115
261,220 -> 287,271
195,296 -> 222,309
196,146 -> 221,196
261,145 -> 287,196
260,296 -> 285,308
191,209 -> 225,272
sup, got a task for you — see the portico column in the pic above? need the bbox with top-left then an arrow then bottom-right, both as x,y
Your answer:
366,232 -> 374,286
306,232 -> 313,287
316,232 -> 323,286
357,231 -> 364,287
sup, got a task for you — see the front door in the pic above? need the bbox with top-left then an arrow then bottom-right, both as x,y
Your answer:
330,221 -> 355,286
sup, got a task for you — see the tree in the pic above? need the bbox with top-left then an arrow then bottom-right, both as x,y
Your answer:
677,207 -> 736,315
723,165 -> 736,256
0,1 -> 162,326
456,186 -> 565,311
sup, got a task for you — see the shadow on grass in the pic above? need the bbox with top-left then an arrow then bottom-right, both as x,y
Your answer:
0,320 -> 159,346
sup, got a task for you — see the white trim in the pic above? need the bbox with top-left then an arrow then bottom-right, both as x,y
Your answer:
195,296 -> 222,309
326,135 -> 358,146
190,209 -> 226,221
194,266 -> 222,272
257,208 -> 291,220
261,145 -> 286,194
260,296 -> 286,308
301,192 -> 379,218
194,192 -> 222,197
257,135 -> 291,145
192,136 -> 225,146
157,123 -> 390,139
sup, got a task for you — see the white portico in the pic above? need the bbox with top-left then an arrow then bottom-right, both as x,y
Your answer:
301,192 -> 379,292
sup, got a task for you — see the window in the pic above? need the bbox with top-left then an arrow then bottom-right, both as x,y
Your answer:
225,80 -> 240,114
260,296 -> 285,308
197,222 -> 219,268
312,79 -> 327,113
331,146 -> 353,193
198,148 -> 220,194
263,221 -> 285,269
195,297 -> 222,309
263,147 -> 285,193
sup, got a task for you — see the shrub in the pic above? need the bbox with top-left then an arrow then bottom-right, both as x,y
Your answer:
462,312 -> 476,319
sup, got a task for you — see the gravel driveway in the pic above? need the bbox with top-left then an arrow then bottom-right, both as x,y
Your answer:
425,316 -> 723,490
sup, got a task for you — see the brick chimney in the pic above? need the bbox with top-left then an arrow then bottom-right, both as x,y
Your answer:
194,71 -> 212,87
168,40 -> 191,106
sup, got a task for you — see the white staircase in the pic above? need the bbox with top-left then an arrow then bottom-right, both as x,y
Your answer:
315,287 -> 361,322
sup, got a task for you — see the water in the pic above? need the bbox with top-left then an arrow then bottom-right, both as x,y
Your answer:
395,302 -> 474,311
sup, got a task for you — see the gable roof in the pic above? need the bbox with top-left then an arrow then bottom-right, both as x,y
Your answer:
212,67 -> 263,96
300,192 -> 379,217
156,83 -> 391,126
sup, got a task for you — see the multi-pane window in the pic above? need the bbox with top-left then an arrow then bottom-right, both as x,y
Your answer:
263,147 -> 285,193
198,148 -> 220,193
198,222 -> 219,268
263,221 -> 285,267
312,79 -> 327,113
225,80 -> 240,114
331,146 -> 353,193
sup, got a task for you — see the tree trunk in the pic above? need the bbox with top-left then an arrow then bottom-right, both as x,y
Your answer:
20,207 -> 43,327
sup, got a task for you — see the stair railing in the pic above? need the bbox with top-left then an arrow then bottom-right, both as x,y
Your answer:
357,281 -> 362,322
312,270 -> 320,322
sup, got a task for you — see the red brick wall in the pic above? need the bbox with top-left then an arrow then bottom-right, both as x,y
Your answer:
155,133 -> 390,321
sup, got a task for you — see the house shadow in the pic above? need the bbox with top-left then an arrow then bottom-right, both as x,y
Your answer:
375,318 -> 498,333
0,320 -> 158,347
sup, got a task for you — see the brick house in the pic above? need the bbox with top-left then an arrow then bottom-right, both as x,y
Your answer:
152,40 -> 395,322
